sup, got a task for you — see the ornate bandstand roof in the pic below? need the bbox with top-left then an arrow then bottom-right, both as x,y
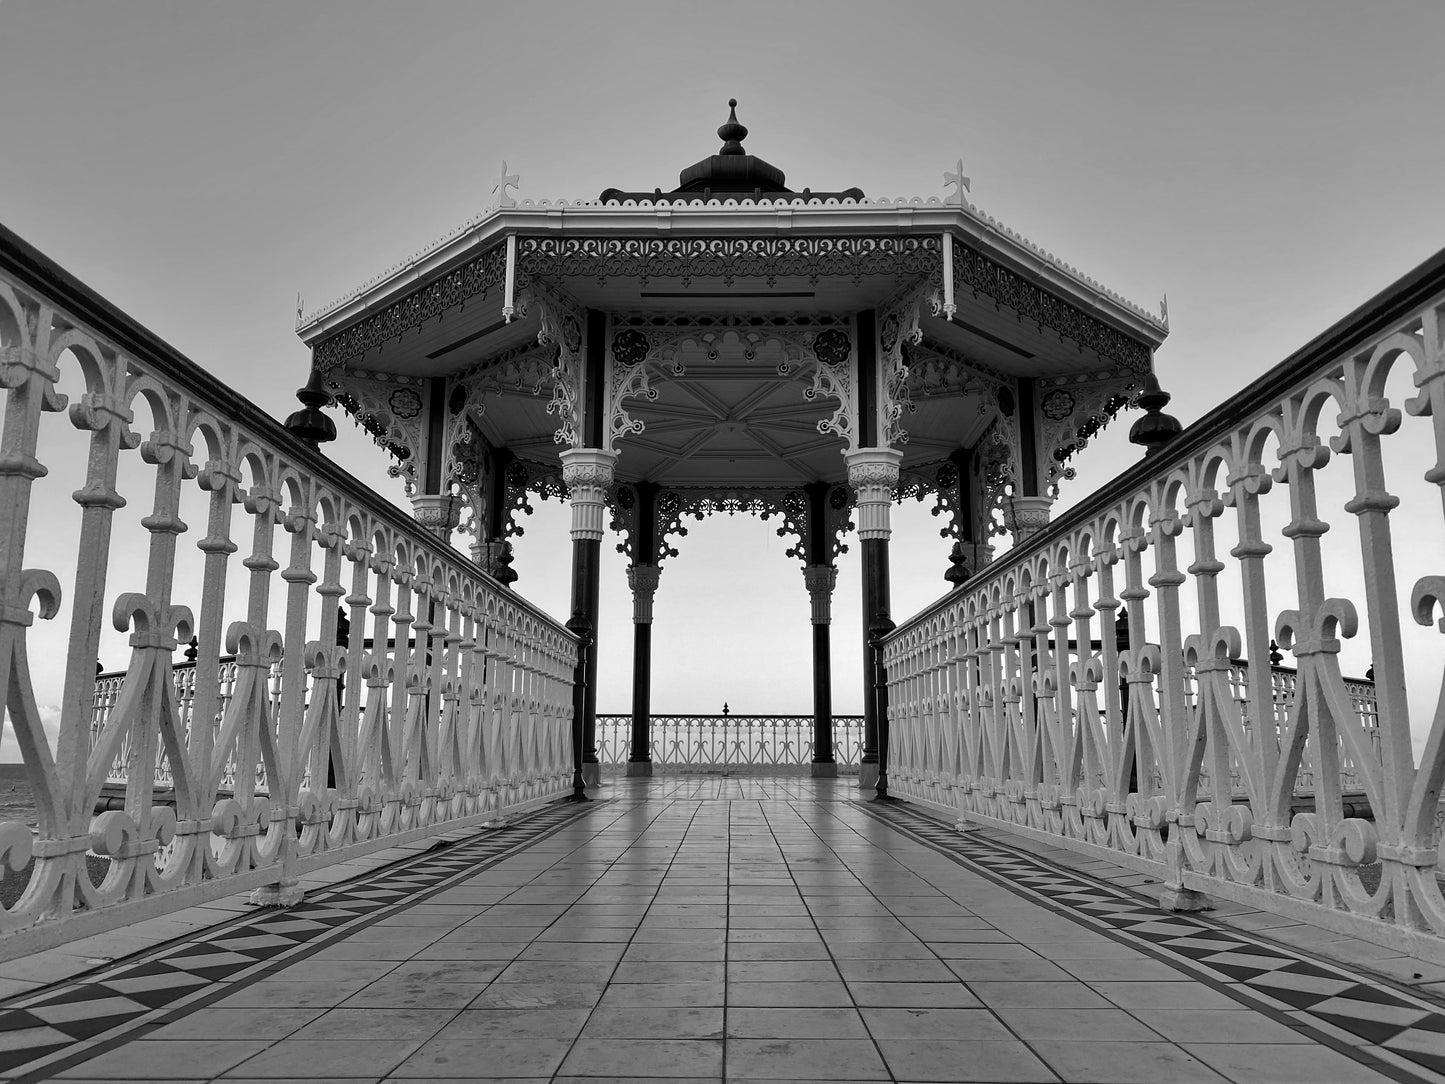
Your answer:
296,102 -> 1168,542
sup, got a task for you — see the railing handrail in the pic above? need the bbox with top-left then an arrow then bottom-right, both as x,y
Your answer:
0,222 -> 571,640
890,244 -> 1445,637
593,713 -> 865,721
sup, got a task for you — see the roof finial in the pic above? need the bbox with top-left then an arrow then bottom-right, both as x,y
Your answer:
718,98 -> 747,155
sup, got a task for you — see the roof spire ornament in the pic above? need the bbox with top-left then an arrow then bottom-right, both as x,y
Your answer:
491,160 -> 519,210
944,159 -> 971,206
718,99 -> 747,155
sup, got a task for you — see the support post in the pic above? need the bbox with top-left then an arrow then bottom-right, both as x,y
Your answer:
846,447 -> 901,795
627,563 -> 660,776
804,564 -> 838,777
560,447 -> 615,791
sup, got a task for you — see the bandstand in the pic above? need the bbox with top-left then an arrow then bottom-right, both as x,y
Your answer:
292,101 -> 1172,796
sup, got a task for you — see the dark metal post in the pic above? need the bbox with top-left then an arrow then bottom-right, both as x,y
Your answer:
564,534 -> 599,802
864,536 -> 895,800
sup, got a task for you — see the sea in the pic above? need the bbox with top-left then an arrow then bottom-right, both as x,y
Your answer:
0,764 -> 37,828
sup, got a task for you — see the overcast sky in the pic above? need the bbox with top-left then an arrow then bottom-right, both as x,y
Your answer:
4,0 -> 1445,722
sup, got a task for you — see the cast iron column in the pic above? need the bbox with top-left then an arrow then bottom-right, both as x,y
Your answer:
627,563 -> 660,775
804,564 -> 838,776
560,447 -> 615,793
847,447 -> 902,797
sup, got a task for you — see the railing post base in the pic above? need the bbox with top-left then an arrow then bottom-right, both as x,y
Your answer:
1159,885 -> 1212,912
250,880 -> 304,908
566,769 -> 590,803
810,762 -> 838,778
625,761 -> 654,777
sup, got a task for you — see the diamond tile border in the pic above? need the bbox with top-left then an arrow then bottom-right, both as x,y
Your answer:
0,798 -> 596,1083
859,800 -> 1445,1084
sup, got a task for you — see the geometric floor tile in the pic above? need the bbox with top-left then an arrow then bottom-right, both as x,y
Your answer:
863,798 -> 1445,1084
0,797 -> 592,1082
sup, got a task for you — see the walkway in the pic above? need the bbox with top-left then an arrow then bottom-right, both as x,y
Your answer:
1,779 -> 1443,1083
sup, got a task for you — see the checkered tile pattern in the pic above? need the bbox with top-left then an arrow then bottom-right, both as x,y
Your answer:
0,800 -> 590,1080
866,801 -> 1445,1082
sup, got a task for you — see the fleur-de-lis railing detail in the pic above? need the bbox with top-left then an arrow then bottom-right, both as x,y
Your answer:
0,239 -> 577,958
884,273 -> 1445,959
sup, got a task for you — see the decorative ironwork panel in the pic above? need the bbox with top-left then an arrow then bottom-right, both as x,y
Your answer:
884,272 -> 1445,960
0,248 -> 577,959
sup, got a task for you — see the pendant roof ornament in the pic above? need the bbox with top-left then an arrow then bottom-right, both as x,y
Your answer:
599,99 -> 865,205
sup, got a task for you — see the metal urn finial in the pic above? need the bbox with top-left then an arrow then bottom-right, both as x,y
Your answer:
718,99 -> 748,155
1127,374 -> 1182,456
285,367 -> 337,448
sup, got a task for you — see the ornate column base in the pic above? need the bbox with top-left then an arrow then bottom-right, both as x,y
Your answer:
1004,495 -> 1052,546
410,493 -> 462,543
858,763 -> 880,790
582,763 -> 601,787
1159,885 -> 1212,912
250,880 -> 304,907
626,761 -> 654,778
810,762 -> 838,779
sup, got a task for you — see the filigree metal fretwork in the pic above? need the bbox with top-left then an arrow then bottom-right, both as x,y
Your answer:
604,319 -> 858,455
878,280 -> 931,446
518,234 -> 941,289
608,483 -> 639,561
826,484 -> 855,562
895,459 -> 966,541
952,237 -> 1152,373
1036,371 -> 1140,489
980,417 -> 1019,538
643,487 -> 814,568
904,338 -> 1009,398
325,369 -> 425,491
528,285 -> 585,447
313,243 -> 510,372
501,457 -> 567,538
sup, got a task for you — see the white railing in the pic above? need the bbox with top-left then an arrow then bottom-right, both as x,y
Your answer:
0,228 -> 577,958
595,714 -> 865,774
884,253 -> 1445,961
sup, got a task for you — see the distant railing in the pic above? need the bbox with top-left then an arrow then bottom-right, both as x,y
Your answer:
0,227 -> 577,958
594,715 -> 865,774
885,251 -> 1445,960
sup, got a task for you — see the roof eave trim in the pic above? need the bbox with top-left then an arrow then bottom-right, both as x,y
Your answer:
298,203 -> 1166,347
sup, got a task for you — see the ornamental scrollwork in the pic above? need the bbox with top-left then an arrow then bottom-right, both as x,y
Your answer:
313,243 -> 510,372
528,285 -> 585,447
950,237 -> 1152,374
646,487 -> 816,568
501,457 -> 567,539
896,460 -> 967,542
878,281 -> 930,446
1035,371 -> 1139,489
607,329 -> 670,454
325,368 -> 425,488
904,339 -> 1008,401
779,327 -> 856,452
608,483 -> 639,561
518,234 -> 941,289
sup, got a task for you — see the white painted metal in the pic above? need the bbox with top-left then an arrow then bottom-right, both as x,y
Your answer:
0,264 -> 577,959
884,280 -> 1445,960
595,714 -> 865,774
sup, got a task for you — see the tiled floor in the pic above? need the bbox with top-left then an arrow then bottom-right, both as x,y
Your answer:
3,777 -> 1444,1082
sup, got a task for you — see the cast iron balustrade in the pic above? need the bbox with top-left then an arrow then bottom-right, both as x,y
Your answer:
0,232 -> 577,959
594,714 -> 866,774
884,254 -> 1445,960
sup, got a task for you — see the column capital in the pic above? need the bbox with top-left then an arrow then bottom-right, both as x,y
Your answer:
1005,494 -> 1053,545
844,447 -> 902,541
802,564 -> 838,625
410,493 -> 461,542
559,447 -> 617,542
626,563 -> 661,624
